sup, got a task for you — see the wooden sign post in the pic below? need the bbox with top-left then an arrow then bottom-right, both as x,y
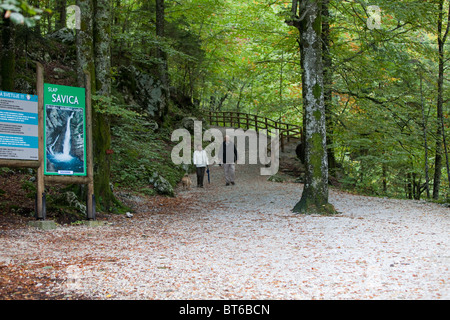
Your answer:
39,64 -> 95,221
0,63 -> 95,227
84,70 -> 95,220
36,62 -> 45,219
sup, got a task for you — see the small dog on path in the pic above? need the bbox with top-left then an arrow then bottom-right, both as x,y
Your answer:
181,174 -> 192,190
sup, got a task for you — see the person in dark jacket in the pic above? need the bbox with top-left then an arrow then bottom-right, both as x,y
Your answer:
218,135 -> 237,186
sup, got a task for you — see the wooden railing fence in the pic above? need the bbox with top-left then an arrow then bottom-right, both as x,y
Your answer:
206,111 -> 302,152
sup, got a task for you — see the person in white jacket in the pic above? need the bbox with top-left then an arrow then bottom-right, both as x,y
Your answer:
193,144 -> 209,188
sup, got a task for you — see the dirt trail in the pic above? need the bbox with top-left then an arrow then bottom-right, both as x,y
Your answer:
0,127 -> 449,300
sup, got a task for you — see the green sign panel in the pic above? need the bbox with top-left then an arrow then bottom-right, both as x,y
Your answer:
44,83 -> 86,176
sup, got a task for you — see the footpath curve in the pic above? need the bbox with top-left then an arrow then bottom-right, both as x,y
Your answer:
0,127 -> 449,299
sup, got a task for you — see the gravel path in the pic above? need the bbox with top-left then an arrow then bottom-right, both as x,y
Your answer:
0,129 -> 449,300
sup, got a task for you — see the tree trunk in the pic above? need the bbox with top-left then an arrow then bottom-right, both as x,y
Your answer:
434,51 -> 443,199
94,0 -> 111,97
433,0 -> 450,199
76,0 -> 116,212
382,161 -> 387,194
413,172 -> 419,200
440,102 -> 450,191
321,0 -> 337,176
236,82 -> 247,112
156,0 -> 170,124
290,0 -> 336,215
420,75 -> 430,198
93,0 -> 115,211
56,0 -> 67,30
406,172 -> 412,199
76,0 -> 95,89
1,17 -> 15,91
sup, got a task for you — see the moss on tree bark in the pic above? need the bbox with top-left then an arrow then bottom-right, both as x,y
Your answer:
77,0 -> 119,212
291,0 -> 337,215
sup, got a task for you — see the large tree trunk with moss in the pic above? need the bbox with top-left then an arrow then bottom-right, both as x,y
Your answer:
433,0 -> 449,199
76,0 -> 95,89
289,0 -> 336,215
56,0 -> 67,30
93,0 -> 115,211
1,17 -> 15,91
76,0 -> 115,211
94,0 -> 111,97
321,0 -> 337,175
156,0 -> 170,124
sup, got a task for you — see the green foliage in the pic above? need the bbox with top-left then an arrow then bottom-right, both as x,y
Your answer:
268,174 -> 285,183
21,179 -> 35,199
2,0 -> 449,203
0,0 -> 47,27
110,115 -> 185,196
92,94 -> 140,119
323,0 -> 450,200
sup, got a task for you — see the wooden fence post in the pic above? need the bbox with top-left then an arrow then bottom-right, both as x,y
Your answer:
286,124 -> 290,142
208,111 -> 301,147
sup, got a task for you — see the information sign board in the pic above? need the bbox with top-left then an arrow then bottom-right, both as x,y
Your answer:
0,90 -> 39,161
43,83 -> 87,176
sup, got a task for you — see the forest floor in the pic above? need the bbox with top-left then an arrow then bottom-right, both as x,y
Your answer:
0,128 -> 449,300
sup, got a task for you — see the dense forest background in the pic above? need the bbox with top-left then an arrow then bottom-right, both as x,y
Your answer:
0,0 -> 449,219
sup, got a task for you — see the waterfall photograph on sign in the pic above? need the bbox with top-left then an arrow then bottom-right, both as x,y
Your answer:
45,106 -> 85,175
43,83 -> 86,176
